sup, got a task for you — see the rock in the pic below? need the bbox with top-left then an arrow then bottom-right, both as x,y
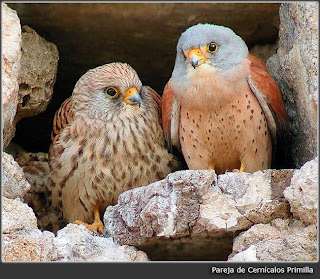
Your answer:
284,157 -> 318,225
2,3 -> 22,147
228,245 -> 258,262
7,146 -> 53,230
197,170 -> 291,230
2,229 -> 58,262
3,224 -> 149,262
2,197 -> 38,234
229,158 -> 318,262
103,169 -> 292,260
4,145 -> 56,231
267,2 -> 318,168
230,218 -> 317,261
2,4 -> 58,149
2,152 -> 31,200
17,25 -> 59,121
54,224 -> 149,262
104,170 -> 214,243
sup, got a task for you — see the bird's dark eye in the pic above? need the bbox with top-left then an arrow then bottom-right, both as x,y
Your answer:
207,42 -> 218,53
104,87 -> 120,98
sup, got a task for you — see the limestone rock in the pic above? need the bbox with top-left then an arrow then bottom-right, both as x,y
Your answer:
54,224 -> 149,262
104,171 -> 214,244
2,3 -> 22,147
228,245 -> 258,262
229,218 -> 317,261
284,157 -> 318,225
2,4 -> 58,149
2,224 -> 149,262
267,2 -> 318,167
4,145 -> 56,230
2,197 -> 38,234
2,229 -> 58,262
193,170 -> 291,236
8,146 -> 52,230
2,152 -> 31,200
103,169 -> 292,260
17,25 -> 59,120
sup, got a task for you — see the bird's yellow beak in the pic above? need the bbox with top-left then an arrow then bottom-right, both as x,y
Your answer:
123,87 -> 142,107
187,48 -> 208,69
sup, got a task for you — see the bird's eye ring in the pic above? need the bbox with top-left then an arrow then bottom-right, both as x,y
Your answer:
104,87 -> 120,98
207,42 -> 218,53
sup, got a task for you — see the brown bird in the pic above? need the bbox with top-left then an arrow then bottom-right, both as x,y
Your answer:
47,62 -> 179,233
162,23 -> 288,174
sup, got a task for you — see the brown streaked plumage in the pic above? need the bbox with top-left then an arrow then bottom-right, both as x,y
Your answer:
47,62 -> 179,233
162,23 -> 288,174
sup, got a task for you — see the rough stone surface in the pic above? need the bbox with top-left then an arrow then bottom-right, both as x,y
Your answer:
2,197 -> 38,234
2,224 -> 149,262
54,224 -> 149,262
104,169 -> 292,260
17,25 -> 59,120
6,145 -> 53,230
229,218 -> 317,261
228,245 -> 258,262
2,229 -> 58,262
284,157 -> 318,225
193,170 -> 291,235
2,152 -> 31,200
104,171 -> 214,244
2,4 -> 59,149
267,2 -> 318,168
2,3 -> 22,147
3,163 -> 316,261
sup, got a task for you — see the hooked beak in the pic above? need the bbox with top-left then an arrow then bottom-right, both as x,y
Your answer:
187,48 -> 208,69
123,87 -> 142,107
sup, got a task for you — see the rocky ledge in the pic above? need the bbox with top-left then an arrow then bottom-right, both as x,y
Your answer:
102,158 -> 317,261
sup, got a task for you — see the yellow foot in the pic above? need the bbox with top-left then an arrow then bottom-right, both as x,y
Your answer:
74,219 -> 104,234
233,165 -> 245,173
74,205 -> 104,234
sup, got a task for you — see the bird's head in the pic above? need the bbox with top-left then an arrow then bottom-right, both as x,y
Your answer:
72,63 -> 145,118
173,23 -> 249,77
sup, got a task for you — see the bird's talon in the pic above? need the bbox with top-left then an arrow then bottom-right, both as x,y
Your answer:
92,220 -> 104,234
233,166 -> 245,173
74,219 -> 104,234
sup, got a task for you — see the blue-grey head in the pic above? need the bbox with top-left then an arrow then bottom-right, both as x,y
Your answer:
172,23 -> 249,77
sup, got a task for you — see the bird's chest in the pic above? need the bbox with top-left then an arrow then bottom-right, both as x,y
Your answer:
179,91 -> 268,170
60,115 -> 163,190
179,105 -> 236,155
